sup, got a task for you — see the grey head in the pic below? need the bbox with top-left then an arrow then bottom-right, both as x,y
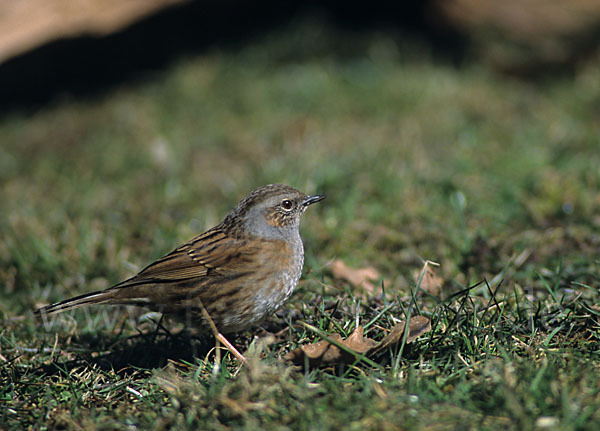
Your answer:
223,184 -> 325,240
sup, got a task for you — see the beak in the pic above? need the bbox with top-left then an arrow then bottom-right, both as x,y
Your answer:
303,194 -> 326,206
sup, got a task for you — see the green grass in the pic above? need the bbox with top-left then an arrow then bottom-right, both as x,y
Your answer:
1,22 -> 600,430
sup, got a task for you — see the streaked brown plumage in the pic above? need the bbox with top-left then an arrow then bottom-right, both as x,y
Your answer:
34,184 -> 324,334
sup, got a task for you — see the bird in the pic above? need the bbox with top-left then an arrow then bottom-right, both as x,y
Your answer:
34,184 -> 325,353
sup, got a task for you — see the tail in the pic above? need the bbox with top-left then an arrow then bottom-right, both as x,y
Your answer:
34,289 -> 119,317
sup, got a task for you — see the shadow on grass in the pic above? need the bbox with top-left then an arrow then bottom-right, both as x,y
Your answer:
29,314 -> 293,378
32,327 -> 215,378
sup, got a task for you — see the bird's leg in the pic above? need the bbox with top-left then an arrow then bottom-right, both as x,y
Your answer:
197,300 -> 248,365
216,332 -> 247,365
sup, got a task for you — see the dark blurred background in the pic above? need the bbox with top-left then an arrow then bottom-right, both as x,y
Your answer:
1,0 -> 598,112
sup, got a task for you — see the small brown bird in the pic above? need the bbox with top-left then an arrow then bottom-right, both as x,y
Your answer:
35,184 -> 325,337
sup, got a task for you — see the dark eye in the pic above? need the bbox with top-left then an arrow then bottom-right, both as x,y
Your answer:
281,199 -> 293,211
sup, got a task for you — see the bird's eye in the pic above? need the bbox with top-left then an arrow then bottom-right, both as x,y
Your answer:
281,199 -> 293,211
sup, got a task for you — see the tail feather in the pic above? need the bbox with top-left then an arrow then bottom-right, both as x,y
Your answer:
34,290 -> 118,316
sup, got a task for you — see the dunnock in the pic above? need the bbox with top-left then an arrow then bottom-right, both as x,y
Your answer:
35,184 -> 325,335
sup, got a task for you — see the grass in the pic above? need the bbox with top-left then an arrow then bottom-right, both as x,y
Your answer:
1,21 -> 600,430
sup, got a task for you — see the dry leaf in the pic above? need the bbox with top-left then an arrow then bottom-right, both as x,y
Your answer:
415,260 -> 443,296
285,316 -> 431,368
285,326 -> 377,367
330,259 -> 381,294
371,315 -> 432,355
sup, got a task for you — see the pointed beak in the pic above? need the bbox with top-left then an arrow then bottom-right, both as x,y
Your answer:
302,194 -> 326,207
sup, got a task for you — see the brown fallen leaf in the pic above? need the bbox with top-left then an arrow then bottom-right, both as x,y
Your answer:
285,326 -> 378,367
415,260 -> 443,296
370,315 -> 432,355
285,316 -> 431,368
330,259 -> 381,294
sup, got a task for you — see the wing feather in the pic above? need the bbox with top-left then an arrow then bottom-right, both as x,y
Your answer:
113,227 -> 257,288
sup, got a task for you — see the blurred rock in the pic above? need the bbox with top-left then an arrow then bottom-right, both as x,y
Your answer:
0,0 -> 187,64
435,0 -> 600,74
